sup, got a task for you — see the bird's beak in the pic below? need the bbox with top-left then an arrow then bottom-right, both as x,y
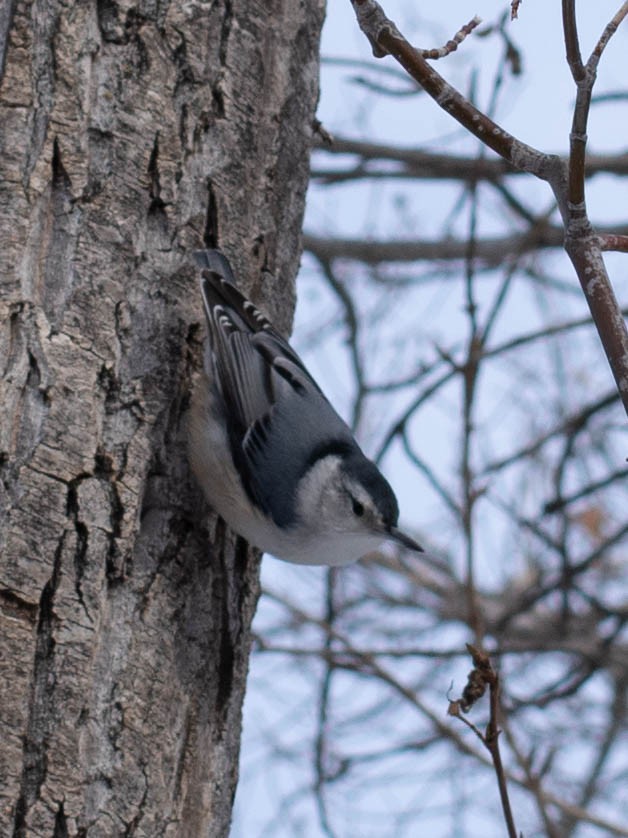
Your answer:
388,526 -> 424,553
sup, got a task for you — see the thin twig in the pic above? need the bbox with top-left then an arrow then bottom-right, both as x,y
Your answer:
449,645 -> 518,838
561,0 -> 585,82
313,569 -> 339,838
317,258 -> 366,431
599,233 -> 628,252
420,16 -> 481,60
590,3 -> 628,69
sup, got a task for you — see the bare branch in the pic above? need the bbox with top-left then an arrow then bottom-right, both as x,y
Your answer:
448,647 -> 518,836
561,0 -> 586,82
349,0 -> 565,189
589,3 -> 628,70
419,16 -> 482,61
304,224 -> 628,267
348,0 -> 628,416
311,136 -> 628,184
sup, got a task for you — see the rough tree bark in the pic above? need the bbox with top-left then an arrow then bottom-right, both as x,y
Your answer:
0,0 -> 325,834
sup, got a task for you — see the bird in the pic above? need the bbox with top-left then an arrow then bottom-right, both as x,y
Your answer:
188,248 -> 423,566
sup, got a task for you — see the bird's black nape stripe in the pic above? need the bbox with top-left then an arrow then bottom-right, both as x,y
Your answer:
303,439 -> 356,472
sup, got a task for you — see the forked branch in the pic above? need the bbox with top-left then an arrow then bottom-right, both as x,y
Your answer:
349,0 -> 628,418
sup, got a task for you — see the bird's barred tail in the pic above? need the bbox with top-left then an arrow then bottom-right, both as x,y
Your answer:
193,248 -> 236,285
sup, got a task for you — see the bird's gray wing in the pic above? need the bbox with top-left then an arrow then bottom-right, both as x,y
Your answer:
197,250 -> 357,525
244,332 -> 358,525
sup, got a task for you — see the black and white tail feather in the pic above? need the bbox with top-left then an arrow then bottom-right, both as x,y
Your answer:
189,248 -> 423,566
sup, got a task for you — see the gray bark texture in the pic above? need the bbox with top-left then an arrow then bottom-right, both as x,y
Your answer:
0,0 -> 325,834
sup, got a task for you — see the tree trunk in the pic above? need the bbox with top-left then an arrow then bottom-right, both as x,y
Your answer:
0,0 -> 324,834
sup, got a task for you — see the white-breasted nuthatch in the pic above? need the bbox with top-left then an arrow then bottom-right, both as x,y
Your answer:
188,249 -> 423,566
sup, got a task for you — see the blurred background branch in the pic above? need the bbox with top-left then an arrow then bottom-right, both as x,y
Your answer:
234,3 -> 628,836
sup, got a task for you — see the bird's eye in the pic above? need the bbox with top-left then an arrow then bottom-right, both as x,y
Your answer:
352,499 -> 364,517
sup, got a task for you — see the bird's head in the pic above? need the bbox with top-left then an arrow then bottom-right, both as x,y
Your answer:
294,451 -> 423,561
